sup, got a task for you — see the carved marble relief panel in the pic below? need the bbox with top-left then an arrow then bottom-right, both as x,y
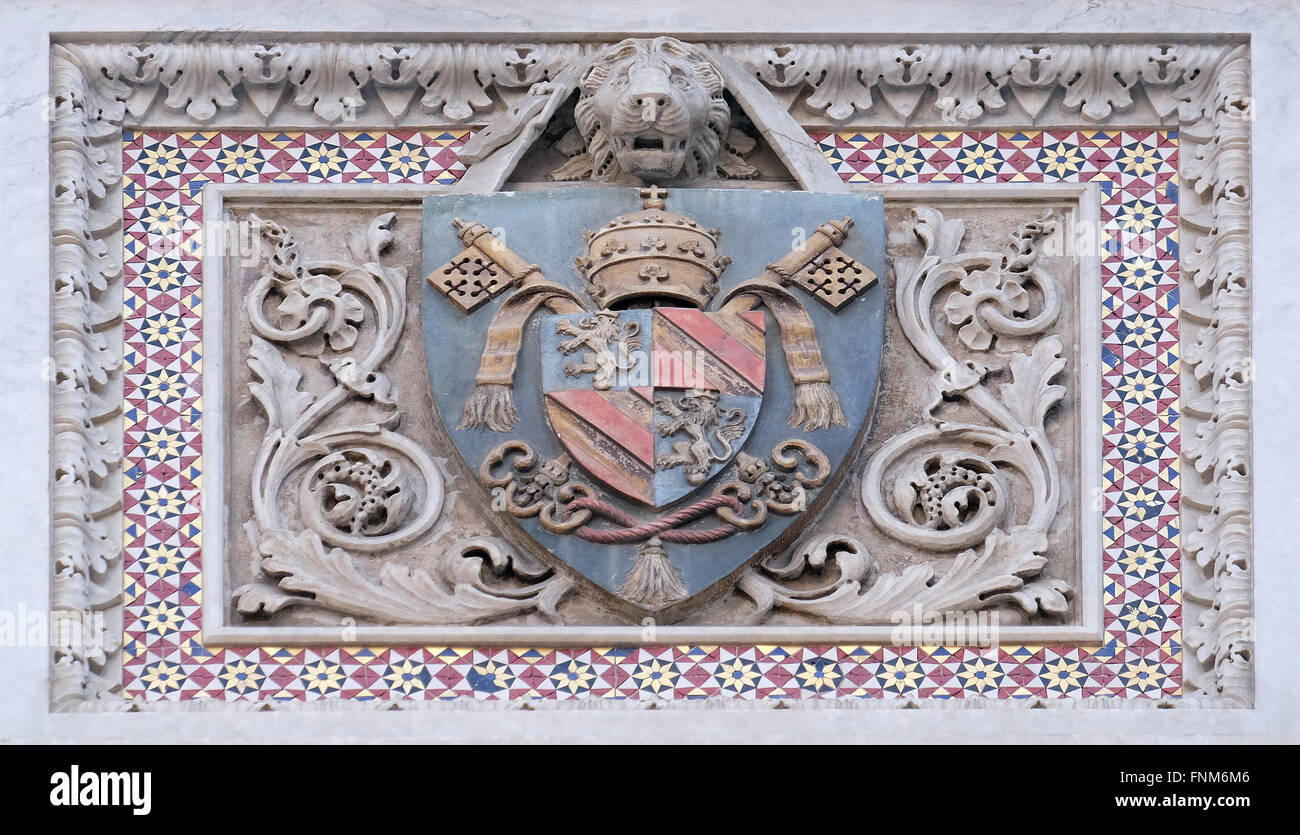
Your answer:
52,35 -> 1247,709
105,120 -> 1191,703
206,186 -> 1095,643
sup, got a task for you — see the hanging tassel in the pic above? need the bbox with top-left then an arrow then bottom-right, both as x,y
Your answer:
789,380 -> 847,431
458,383 -> 518,431
618,537 -> 687,607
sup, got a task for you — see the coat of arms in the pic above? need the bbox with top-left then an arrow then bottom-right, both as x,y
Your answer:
425,186 -> 884,615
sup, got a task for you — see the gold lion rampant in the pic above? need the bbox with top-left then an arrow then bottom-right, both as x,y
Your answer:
555,311 -> 643,390
655,390 -> 749,485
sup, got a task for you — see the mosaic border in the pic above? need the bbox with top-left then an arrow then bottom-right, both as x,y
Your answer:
118,128 -> 1179,702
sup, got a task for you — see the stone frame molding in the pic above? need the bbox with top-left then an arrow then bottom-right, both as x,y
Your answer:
49,35 -> 1252,710
200,181 -> 1104,649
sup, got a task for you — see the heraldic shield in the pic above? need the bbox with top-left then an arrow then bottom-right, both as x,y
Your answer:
424,187 -> 885,614
539,306 -> 765,508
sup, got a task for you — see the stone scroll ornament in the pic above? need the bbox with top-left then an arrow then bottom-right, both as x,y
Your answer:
232,213 -> 573,624
424,186 -> 886,612
740,207 -> 1076,623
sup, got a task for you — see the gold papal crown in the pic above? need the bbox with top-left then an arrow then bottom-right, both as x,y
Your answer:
573,186 -> 731,309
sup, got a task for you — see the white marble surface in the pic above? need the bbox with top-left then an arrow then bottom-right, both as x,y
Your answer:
0,0 -> 1296,742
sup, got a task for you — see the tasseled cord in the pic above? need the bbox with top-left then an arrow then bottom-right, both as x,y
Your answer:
618,538 -> 687,607
788,380 -> 848,431
459,383 -> 518,432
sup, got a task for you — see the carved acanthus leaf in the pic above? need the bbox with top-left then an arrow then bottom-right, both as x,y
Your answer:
56,40 -> 1241,130
863,207 -> 1067,560
274,42 -> 374,121
65,41 -> 588,126
418,44 -> 496,121
741,526 -> 1067,623
997,335 -> 1067,433
985,575 -> 1073,618
50,43 -> 137,708
247,336 -> 315,431
236,212 -> 576,626
235,529 -> 571,624
124,43 -> 255,121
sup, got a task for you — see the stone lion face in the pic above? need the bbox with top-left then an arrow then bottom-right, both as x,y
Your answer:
575,37 -> 730,182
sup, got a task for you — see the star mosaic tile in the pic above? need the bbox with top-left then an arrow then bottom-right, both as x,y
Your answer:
121,128 -> 1180,702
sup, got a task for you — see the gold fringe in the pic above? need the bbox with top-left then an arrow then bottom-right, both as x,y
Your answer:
458,384 -> 518,431
788,380 -> 847,431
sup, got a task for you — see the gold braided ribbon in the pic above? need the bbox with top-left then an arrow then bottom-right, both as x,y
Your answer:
715,217 -> 862,431
719,280 -> 846,431
460,282 -> 587,431
448,216 -> 856,433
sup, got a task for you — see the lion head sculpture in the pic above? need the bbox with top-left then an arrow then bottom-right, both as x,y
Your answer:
552,37 -> 758,183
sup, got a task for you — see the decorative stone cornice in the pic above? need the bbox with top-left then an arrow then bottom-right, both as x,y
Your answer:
1175,45 -> 1253,706
53,39 -> 1243,128
51,43 -> 130,711
48,36 -> 1252,709
720,42 -> 1241,126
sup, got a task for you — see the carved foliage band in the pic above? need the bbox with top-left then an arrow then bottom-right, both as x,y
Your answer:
1177,46 -> 1252,704
56,41 -> 1239,129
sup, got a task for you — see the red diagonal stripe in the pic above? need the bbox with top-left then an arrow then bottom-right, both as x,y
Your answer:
741,310 -> 766,333
546,389 -> 654,467
655,308 -> 765,391
544,401 -> 653,504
